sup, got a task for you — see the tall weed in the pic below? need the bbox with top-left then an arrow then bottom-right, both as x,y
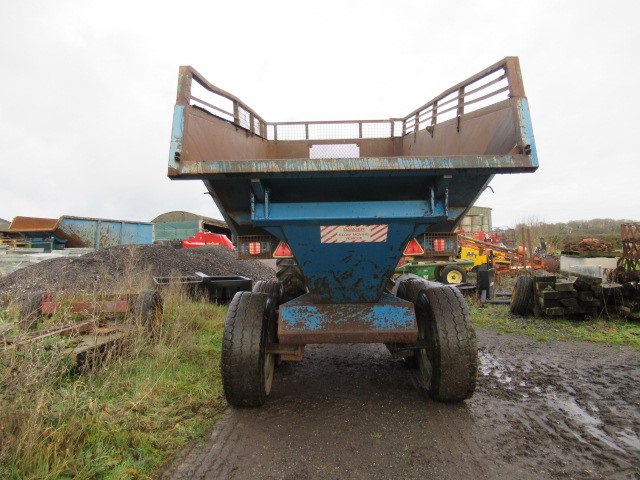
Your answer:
0,283 -> 227,479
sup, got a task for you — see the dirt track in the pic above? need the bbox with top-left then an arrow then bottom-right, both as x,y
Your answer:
161,329 -> 640,480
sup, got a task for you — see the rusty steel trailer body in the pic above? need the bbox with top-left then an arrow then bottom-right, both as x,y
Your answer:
9,215 -> 154,250
168,57 -> 538,405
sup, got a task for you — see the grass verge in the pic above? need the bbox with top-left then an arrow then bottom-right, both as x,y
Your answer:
470,302 -> 640,350
0,289 -> 227,480
3,285 -> 638,479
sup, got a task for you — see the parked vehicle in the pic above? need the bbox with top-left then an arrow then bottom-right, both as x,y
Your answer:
396,258 -> 474,284
168,57 -> 538,405
8,215 -> 153,250
181,231 -> 233,249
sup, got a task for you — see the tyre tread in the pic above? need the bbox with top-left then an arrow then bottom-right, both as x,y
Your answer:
221,292 -> 270,407
275,259 -> 307,301
510,275 -> 534,315
420,286 -> 478,402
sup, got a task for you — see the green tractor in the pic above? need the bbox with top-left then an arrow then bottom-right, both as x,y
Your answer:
395,258 -> 474,284
394,233 -> 475,284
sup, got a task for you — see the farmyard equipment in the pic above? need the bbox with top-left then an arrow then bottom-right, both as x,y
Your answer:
168,57 -> 538,405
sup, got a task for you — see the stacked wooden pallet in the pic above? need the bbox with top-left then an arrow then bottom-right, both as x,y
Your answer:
534,272 -> 604,317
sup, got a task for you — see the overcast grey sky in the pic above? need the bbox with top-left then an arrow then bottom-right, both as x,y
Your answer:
1,0 -> 638,229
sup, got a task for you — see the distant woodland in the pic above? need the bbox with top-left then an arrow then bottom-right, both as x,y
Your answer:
506,218 -> 638,251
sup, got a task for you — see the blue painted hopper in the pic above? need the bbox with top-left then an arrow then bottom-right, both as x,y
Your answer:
168,57 -> 538,405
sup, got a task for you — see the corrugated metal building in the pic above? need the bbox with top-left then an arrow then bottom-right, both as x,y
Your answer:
458,206 -> 492,233
152,211 -> 230,241
0,218 -> 20,242
0,218 -> 10,234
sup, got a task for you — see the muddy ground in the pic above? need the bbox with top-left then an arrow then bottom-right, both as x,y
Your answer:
161,329 -> 640,480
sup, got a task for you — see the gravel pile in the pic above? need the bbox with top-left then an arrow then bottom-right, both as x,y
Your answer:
0,244 -> 276,303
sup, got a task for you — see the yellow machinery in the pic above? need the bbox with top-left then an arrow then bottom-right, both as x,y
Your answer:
459,245 -> 511,270
458,235 -> 542,271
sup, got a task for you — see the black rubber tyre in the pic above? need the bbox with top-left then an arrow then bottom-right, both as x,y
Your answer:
510,275 -> 534,315
396,278 -> 439,304
221,292 -> 275,407
440,265 -> 467,284
411,285 -> 478,402
397,280 -> 432,368
132,290 -> 164,338
19,291 -> 48,330
253,280 -> 283,314
396,279 -> 439,369
252,280 -> 282,366
275,258 -> 307,301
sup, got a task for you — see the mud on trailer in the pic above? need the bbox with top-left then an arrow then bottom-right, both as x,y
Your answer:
168,57 -> 538,406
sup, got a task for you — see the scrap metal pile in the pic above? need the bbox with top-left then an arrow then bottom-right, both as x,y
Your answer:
0,290 -> 163,369
617,223 -> 640,282
563,238 -> 614,253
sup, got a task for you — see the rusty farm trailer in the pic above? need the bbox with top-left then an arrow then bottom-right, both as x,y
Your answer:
168,57 -> 538,406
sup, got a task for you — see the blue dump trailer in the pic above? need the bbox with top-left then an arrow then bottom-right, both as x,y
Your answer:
168,57 -> 538,406
8,215 -> 154,250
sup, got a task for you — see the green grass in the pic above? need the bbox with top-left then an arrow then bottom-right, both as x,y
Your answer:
0,293 -> 228,480
469,302 -> 640,350
3,289 -> 638,479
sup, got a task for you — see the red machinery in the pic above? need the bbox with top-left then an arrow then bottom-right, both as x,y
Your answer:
181,232 -> 233,249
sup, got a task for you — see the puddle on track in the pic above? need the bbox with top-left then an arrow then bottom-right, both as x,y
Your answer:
163,332 -> 640,480
478,347 -> 640,459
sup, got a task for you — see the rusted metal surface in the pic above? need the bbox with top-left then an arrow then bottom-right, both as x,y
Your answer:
9,216 -> 60,232
266,343 -> 305,361
175,154 -> 536,176
55,216 -> 153,249
621,224 -> 640,260
169,58 -> 538,351
278,295 -> 418,344
42,298 -> 131,315
1,319 -> 130,371
1,320 -> 95,350
169,57 -> 536,172
169,57 -> 538,246
8,216 -> 153,249
617,223 -> 640,279
34,293 -> 147,318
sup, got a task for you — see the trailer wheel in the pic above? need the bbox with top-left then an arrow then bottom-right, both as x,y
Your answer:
414,286 -> 478,402
510,275 -> 534,315
132,290 -> 164,338
221,292 -> 275,407
440,265 -> 467,284
396,279 -> 438,367
19,291 -> 48,330
253,281 -> 282,366
253,280 -> 283,314
276,258 -> 307,301
397,278 -> 438,304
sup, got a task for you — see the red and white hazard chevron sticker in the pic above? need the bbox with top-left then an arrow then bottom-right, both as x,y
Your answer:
320,225 -> 388,243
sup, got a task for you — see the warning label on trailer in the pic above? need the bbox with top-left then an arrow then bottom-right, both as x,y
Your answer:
320,225 -> 388,243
